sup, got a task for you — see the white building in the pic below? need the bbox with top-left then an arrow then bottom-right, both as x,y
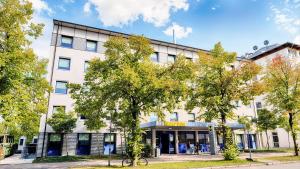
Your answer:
36,20 -> 300,157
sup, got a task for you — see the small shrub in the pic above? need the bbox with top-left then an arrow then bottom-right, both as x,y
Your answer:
142,144 -> 152,158
223,144 -> 239,160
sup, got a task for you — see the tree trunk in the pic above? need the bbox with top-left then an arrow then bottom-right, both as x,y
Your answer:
221,113 -> 227,150
265,131 -> 270,150
128,100 -> 141,167
289,113 -> 299,156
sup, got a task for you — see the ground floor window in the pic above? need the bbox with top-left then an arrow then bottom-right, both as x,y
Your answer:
76,133 -> 91,155
272,132 -> 279,148
198,131 -> 210,152
103,133 -> 116,155
247,134 -> 257,149
47,133 -> 63,156
236,134 -> 244,150
178,131 -> 195,154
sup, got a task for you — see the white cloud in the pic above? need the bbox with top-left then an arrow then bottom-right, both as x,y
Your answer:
163,22 -> 192,39
83,0 -> 189,27
211,7 -> 216,10
294,35 -> 300,45
270,1 -> 300,43
28,0 -> 53,15
83,2 -> 91,14
27,0 -> 53,58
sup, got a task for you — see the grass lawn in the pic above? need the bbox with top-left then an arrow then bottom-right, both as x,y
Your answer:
261,155 -> 300,162
33,155 -> 122,163
244,148 -> 294,153
72,159 -> 258,169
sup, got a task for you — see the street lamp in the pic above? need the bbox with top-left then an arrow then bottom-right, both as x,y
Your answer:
108,110 -> 113,166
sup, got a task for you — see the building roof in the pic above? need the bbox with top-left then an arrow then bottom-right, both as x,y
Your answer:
247,42 -> 300,60
53,19 -> 209,54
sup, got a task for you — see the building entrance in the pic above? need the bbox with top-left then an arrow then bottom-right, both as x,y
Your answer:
156,131 -> 175,154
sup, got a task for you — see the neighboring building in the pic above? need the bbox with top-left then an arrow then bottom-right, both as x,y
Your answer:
36,20 -> 300,157
245,42 -> 300,149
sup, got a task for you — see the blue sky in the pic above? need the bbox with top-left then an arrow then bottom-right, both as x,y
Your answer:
30,0 -> 300,58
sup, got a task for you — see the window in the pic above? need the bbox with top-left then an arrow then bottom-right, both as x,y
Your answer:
272,132 -> 279,147
149,113 -> 158,122
33,138 -> 38,144
86,40 -> 97,52
55,81 -> 68,94
235,101 -> 240,107
188,113 -> 195,122
80,114 -> 86,120
19,139 -> 24,145
53,106 -> 65,113
103,133 -> 116,155
167,54 -> 176,63
76,133 -> 91,155
170,112 -> 178,121
84,61 -> 90,72
186,57 -> 192,61
58,58 -> 70,70
61,36 -> 73,48
150,52 -> 159,62
256,102 -> 262,109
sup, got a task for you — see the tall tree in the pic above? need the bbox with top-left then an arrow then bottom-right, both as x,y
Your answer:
0,0 -> 51,141
264,55 -> 300,155
47,108 -> 77,156
187,42 -> 262,149
256,109 -> 279,150
70,35 -> 194,166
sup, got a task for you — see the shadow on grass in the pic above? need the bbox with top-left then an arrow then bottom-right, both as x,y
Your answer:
33,155 -> 122,163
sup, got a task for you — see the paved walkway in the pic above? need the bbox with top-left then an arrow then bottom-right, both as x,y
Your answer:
0,154 -> 34,165
0,152 -> 294,169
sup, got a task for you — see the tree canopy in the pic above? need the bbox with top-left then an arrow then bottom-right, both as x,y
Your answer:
70,35 -> 194,166
187,42 -> 262,147
0,0 -> 51,141
264,55 -> 300,155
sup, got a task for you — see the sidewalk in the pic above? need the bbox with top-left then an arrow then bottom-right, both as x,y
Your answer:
0,154 -> 34,165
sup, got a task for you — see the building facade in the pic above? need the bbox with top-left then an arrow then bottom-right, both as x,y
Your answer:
36,20 -> 300,157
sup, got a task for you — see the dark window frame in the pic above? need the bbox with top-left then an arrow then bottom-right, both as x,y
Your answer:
150,52 -> 159,62
55,81 -> 68,94
86,40 -> 97,52
61,35 -> 73,48
58,57 -> 71,70
187,113 -> 195,122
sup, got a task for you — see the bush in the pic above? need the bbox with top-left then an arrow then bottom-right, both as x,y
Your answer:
142,144 -> 152,158
0,143 -> 14,158
223,144 -> 239,160
223,127 -> 239,160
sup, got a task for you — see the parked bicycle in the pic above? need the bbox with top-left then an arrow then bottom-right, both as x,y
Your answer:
122,151 -> 148,167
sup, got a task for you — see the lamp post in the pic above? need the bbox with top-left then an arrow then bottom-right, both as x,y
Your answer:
108,110 -> 112,166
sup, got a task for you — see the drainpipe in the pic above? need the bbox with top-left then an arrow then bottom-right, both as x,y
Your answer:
41,22 -> 60,157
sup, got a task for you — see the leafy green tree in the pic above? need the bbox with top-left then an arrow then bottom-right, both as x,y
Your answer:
256,109 -> 279,150
264,55 -> 300,156
70,35 -> 194,166
0,0 -> 50,142
187,42 -> 262,149
47,108 -> 77,156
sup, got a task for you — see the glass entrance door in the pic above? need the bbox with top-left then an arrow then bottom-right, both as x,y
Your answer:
156,131 -> 175,154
